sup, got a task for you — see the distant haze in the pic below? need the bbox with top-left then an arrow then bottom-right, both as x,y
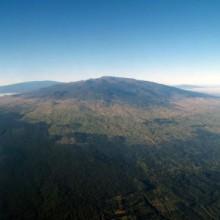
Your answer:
177,85 -> 220,96
0,93 -> 16,97
188,87 -> 220,96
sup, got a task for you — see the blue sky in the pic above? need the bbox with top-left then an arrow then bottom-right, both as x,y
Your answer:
0,0 -> 220,85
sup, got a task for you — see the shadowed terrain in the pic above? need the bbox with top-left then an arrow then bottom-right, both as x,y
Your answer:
0,77 -> 220,220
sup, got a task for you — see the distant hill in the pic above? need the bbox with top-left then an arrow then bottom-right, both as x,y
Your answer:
0,81 -> 61,94
26,76 -> 208,107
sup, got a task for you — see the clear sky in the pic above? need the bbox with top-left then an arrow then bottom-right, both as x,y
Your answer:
0,0 -> 220,85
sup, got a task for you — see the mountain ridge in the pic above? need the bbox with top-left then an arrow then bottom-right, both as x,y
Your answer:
23,76 -> 210,107
1,76 -> 220,219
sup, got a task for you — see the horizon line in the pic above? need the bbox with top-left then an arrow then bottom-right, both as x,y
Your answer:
0,75 -> 219,87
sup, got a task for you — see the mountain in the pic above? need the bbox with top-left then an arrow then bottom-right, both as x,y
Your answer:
25,76 -> 208,106
0,80 -> 61,94
0,77 -> 220,220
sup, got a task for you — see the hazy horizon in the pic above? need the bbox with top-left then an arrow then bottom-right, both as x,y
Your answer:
1,75 -> 220,87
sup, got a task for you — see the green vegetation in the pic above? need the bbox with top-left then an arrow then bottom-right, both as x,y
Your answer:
0,77 -> 220,220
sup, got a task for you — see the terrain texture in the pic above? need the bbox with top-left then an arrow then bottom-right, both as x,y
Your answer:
0,77 -> 220,220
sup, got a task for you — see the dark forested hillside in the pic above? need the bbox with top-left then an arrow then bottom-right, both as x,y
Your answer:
0,77 -> 220,220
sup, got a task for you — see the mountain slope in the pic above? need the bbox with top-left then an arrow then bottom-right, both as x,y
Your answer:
0,77 -> 220,220
0,81 -> 61,94
25,77 -> 208,107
